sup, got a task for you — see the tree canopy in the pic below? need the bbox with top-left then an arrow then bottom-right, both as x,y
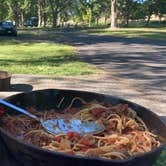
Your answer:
0,0 -> 165,27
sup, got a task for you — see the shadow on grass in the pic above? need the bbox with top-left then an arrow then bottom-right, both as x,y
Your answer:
1,27 -> 165,46
81,28 -> 166,41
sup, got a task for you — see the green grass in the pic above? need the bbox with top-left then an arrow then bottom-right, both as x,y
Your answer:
0,38 -> 100,76
83,27 -> 166,40
154,150 -> 166,166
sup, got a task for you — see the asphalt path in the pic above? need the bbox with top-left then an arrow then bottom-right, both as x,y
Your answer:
62,32 -> 166,116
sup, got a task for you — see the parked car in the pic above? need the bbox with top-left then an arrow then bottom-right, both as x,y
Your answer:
0,21 -> 17,36
24,17 -> 38,27
24,20 -> 33,27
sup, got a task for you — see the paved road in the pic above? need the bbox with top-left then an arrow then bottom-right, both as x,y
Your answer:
65,32 -> 166,116
66,34 -> 166,114
0,31 -> 166,117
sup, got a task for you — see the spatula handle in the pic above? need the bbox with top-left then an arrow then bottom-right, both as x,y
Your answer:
0,99 -> 40,122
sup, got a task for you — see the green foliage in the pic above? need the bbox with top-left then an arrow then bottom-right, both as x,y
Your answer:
0,0 -> 9,21
48,0 -> 72,27
116,0 -> 138,26
131,2 -> 146,20
143,0 -> 166,16
72,0 -> 111,25
0,0 -> 165,27
142,0 -> 166,25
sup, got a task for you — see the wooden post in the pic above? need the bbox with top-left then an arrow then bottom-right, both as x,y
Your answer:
0,71 -> 11,91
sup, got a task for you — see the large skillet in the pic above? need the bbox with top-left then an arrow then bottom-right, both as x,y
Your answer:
0,89 -> 166,166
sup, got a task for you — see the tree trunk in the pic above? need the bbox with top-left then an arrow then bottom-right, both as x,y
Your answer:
146,14 -> 151,26
126,15 -> 129,27
20,11 -> 24,27
96,18 -> 99,25
43,0 -> 47,27
52,12 -> 58,28
159,15 -> 162,24
43,13 -> 47,27
38,0 -> 43,27
110,0 -> 117,28
61,21 -> 64,28
13,8 -> 20,27
104,15 -> 107,24
48,0 -> 58,28
88,8 -> 92,27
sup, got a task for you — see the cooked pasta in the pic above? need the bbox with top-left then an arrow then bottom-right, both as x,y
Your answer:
2,98 -> 161,160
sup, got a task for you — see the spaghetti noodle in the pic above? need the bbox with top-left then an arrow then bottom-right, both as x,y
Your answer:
2,98 -> 161,160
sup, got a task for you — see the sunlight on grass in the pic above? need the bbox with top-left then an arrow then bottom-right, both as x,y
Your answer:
0,39 -> 100,76
83,28 -> 166,40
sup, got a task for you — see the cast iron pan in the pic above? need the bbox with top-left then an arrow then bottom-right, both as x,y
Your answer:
0,89 -> 166,166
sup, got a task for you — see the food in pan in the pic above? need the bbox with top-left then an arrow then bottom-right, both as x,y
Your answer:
2,97 -> 161,160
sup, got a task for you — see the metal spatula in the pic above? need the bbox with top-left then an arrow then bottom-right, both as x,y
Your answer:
0,99 -> 104,135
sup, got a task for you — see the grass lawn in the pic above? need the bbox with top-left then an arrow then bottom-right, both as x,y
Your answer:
82,27 -> 166,40
0,38 -> 100,76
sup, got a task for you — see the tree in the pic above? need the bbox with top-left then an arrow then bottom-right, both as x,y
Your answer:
155,0 -> 166,22
7,0 -> 22,26
20,0 -> 30,26
100,0 -> 111,24
4,0 -> 34,27
0,0 -> 165,28
42,0 -> 48,26
38,0 -> 43,27
0,0 -> 9,21
117,0 -> 138,27
71,0 -> 110,26
143,0 -> 156,25
110,0 -> 117,28
72,0 -> 86,24
130,2 -> 146,21
48,0 -> 72,27
143,0 -> 166,25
